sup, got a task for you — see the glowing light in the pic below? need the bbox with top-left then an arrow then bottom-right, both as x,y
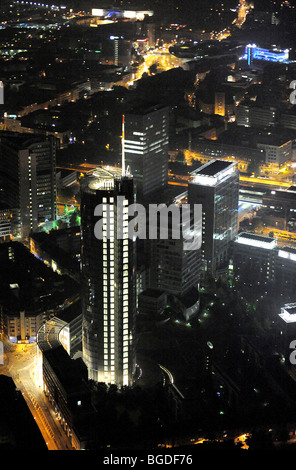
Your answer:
242,44 -> 290,63
279,304 -> 296,323
278,249 -> 296,262
191,162 -> 236,187
92,8 -> 105,16
235,233 -> 277,250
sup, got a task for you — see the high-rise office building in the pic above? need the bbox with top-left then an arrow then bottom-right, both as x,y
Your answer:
0,132 -> 57,238
276,246 -> 296,297
102,36 -> 132,67
188,160 -> 239,277
232,232 -> 277,285
232,235 -> 296,297
123,104 -> 169,200
150,193 -> 202,297
80,167 -> 136,387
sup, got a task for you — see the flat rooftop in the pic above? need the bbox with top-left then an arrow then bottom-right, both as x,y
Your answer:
278,246 -> 296,262
279,304 -> 296,323
235,232 -> 277,250
285,306 -> 296,315
195,160 -> 232,177
238,232 -> 275,243
139,288 -> 166,299
279,246 -> 296,254
190,159 -> 237,187
127,102 -> 168,116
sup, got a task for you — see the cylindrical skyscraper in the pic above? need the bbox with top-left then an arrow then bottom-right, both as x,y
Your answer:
80,167 -> 136,387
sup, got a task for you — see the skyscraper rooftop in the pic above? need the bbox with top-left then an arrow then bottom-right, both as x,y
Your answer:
81,166 -> 124,192
235,232 -> 277,250
190,160 -> 237,186
194,160 -> 232,176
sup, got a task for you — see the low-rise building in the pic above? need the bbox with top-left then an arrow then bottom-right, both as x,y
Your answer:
0,241 -> 79,343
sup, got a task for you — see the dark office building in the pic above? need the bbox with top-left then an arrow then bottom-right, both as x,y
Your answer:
123,104 -> 169,200
276,246 -> 296,297
188,160 -> 239,277
232,232 -> 277,286
80,167 -> 136,387
0,132 -> 57,238
150,193 -> 202,297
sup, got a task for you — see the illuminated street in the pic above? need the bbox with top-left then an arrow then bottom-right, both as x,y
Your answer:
0,338 -> 74,450
240,175 -> 292,189
132,46 -> 187,81
253,226 -> 296,247
215,0 -> 251,40
115,44 -> 188,89
117,0 -> 252,88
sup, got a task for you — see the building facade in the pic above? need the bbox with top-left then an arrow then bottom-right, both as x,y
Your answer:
0,132 -> 57,238
188,160 -> 239,277
257,139 -> 292,166
149,192 -> 202,297
80,167 -> 136,387
276,246 -> 296,297
123,104 -> 169,199
232,232 -> 277,286
232,235 -> 296,298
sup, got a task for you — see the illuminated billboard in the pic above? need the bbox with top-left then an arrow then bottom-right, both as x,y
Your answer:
242,44 -> 290,64
92,8 -> 153,20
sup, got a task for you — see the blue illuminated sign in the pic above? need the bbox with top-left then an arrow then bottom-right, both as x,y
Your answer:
242,44 -> 290,64
107,11 -> 119,18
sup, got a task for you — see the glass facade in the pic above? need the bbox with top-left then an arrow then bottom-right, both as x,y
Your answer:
188,160 -> 239,276
124,105 -> 169,199
80,169 -> 136,387
0,134 -> 57,238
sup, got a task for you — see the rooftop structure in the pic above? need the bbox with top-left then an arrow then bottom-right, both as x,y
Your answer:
278,246 -> 296,262
235,232 -> 278,250
191,160 -> 237,187
279,304 -> 296,324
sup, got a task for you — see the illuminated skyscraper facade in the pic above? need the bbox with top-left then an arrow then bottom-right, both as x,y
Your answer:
80,168 -> 136,387
188,160 -> 239,277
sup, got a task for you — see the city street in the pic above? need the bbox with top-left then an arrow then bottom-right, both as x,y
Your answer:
0,337 -> 74,450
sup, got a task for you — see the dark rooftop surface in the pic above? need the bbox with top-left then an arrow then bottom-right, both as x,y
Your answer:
126,102 -> 168,116
285,306 -> 296,315
139,288 -> 166,299
239,232 -> 275,243
196,160 -> 232,176
43,345 -> 88,392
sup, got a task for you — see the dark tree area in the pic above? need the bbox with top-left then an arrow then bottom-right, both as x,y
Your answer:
86,383 -> 178,450
80,271 -> 296,450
